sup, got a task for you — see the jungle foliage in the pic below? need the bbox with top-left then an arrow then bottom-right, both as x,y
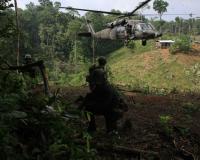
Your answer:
1,0 -> 200,159
169,35 -> 192,54
1,0 -> 200,84
0,1 -> 97,159
0,69 -> 98,160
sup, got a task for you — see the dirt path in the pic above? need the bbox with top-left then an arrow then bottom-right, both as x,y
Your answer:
143,49 -> 170,70
143,54 -> 154,70
160,49 -> 170,63
58,86 -> 200,159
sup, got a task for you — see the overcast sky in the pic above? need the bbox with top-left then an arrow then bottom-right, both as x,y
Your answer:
15,0 -> 200,21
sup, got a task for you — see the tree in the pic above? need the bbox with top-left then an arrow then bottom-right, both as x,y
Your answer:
0,0 -> 14,37
14,0 -> 20,66
175,17 -> 184,35
85,12 -> 105,32
0,0 -> 16,63
38,0 -> 53,7
153,0 -> 169,32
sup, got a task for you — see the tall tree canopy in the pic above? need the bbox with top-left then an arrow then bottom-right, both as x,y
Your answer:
153,0 -> 169,20
153,0 -> 169,31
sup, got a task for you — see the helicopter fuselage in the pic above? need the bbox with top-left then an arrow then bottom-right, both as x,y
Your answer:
61,0 -> 160,46
88,19 -> 162,45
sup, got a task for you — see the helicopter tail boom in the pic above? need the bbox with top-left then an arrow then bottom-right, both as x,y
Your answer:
78,32 -> 92,37
77,18 -> 95,38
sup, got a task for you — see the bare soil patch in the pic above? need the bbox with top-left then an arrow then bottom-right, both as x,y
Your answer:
58,86 -> 200,159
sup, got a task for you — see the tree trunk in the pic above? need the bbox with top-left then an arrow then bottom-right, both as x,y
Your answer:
74,34 -> 77,65
179,21 -> 181,36
92,36 -> 95,64
159,14 -> 162,33
14,0 -> 20,66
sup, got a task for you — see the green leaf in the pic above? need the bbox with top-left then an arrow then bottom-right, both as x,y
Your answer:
9,111 -> 27,119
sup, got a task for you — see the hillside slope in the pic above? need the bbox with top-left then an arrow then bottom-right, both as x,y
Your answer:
108,46 -> 200,92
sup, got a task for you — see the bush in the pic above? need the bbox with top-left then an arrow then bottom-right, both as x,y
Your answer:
0,71 -> 96,160
159,115 -> 173,136
170,35 -> 191,54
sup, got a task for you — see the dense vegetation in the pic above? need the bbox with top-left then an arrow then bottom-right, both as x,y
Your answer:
0,68 -> 100,159
1,0 -> 200,159
0,1 -> 98,159
108,43 -> 200,93
1,0 -> 200,81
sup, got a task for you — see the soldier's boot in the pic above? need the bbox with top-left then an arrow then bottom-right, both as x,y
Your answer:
87,115 -> 96,133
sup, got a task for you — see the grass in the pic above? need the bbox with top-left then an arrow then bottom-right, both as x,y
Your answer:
108,42 -> 200,93
56,39 -> 200,93
49,63 -> 89,87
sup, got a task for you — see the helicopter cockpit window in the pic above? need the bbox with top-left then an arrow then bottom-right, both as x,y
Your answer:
136,23 -> 154,31
135,24 -> 141,31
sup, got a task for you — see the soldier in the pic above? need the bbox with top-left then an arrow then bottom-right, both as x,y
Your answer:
82,57 -> 128,133
23,54 -> 39,89
24,54 -> 32,64
97,56 -> 107,70
86,56 -> 107,91
24,54 -> 36,78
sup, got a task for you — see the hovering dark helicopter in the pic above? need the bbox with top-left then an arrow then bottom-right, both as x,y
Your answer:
60,0 -> 162,46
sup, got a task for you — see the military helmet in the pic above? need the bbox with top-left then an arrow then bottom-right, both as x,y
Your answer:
98,56 -> 106,66
24,54 -> 32,59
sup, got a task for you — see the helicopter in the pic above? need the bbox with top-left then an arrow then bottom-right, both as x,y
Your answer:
60,0 -> 162,46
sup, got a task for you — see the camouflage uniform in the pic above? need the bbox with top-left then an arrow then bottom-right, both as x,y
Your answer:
86,57 -> 108,91
23,54 -> 37,88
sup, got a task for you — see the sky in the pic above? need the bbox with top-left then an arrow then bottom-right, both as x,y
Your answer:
15,0 -> 200,21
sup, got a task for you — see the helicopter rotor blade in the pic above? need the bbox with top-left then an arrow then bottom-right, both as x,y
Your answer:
60,0 -> 152,18
118,0 -> 152,18
59,7 -> 124,16
130,0 -> 151,16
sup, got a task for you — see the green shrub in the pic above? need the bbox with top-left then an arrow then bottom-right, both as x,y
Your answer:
170,35 -> 191,54
182,102 -> 200,115
0,71 -> 96,160
159,115 -> 173,136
